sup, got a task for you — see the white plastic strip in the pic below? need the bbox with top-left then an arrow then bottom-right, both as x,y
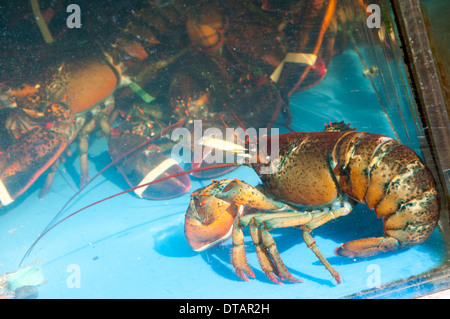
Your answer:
270,52 -> 318,83
0,179 -> 14,206
134,158 -> 179,198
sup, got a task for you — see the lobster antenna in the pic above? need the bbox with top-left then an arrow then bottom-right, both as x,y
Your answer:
38,119 -> 185,237
218,112 -> 248,147
18,162 -> 237,267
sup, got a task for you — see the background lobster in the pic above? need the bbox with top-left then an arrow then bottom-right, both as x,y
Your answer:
1,0 -> 350,209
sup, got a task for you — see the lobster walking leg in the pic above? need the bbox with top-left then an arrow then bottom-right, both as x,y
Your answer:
213,179 -> 352,284
235,212 -> 311,284
303,229 -> 342,284
38,158 -> 60,198
233,206 -> 352,284
78,97 -> 114,187
231,218 -> 255,282
78,117 -> 96,188
300,199 -> 355,284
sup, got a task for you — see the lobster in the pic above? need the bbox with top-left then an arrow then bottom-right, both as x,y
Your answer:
184,122 -> 441,284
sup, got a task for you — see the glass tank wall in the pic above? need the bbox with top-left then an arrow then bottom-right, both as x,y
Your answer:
0,0 -> 449,299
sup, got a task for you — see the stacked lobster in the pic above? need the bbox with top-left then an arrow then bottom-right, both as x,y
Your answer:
1,0 -> 441,285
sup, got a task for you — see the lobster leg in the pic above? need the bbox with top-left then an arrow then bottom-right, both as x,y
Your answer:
78,117 -> 96,188
300,200 -> 355,284
218,180 -> 355,284
249,219 -> 281,284
235,208 -> 351,284
260,222 -> 304,283
78,97 -> 114,187
259,208 -> 350,284
38,158 -> 60,198
231,218 -> 255,282
234,212 -> 312,284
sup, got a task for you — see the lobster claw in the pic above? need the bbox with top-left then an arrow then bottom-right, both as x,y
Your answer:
0,125 -> 71,208
185,180 -> 243,251
108,132 -> 190,200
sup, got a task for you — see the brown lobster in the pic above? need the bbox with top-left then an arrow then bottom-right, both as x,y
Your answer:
184,123 -> 440,284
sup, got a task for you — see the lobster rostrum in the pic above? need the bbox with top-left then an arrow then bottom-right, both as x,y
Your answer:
185,123 -> 440,284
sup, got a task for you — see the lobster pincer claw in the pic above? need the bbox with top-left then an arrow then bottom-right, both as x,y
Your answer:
185,179 -> 305,284
108,132 -> 191,200
0,113 -> 73,208
184,180 -> 244,251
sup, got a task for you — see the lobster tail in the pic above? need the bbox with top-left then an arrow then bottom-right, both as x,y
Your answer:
333,132 -> 440,256
375,161 -> 439,245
